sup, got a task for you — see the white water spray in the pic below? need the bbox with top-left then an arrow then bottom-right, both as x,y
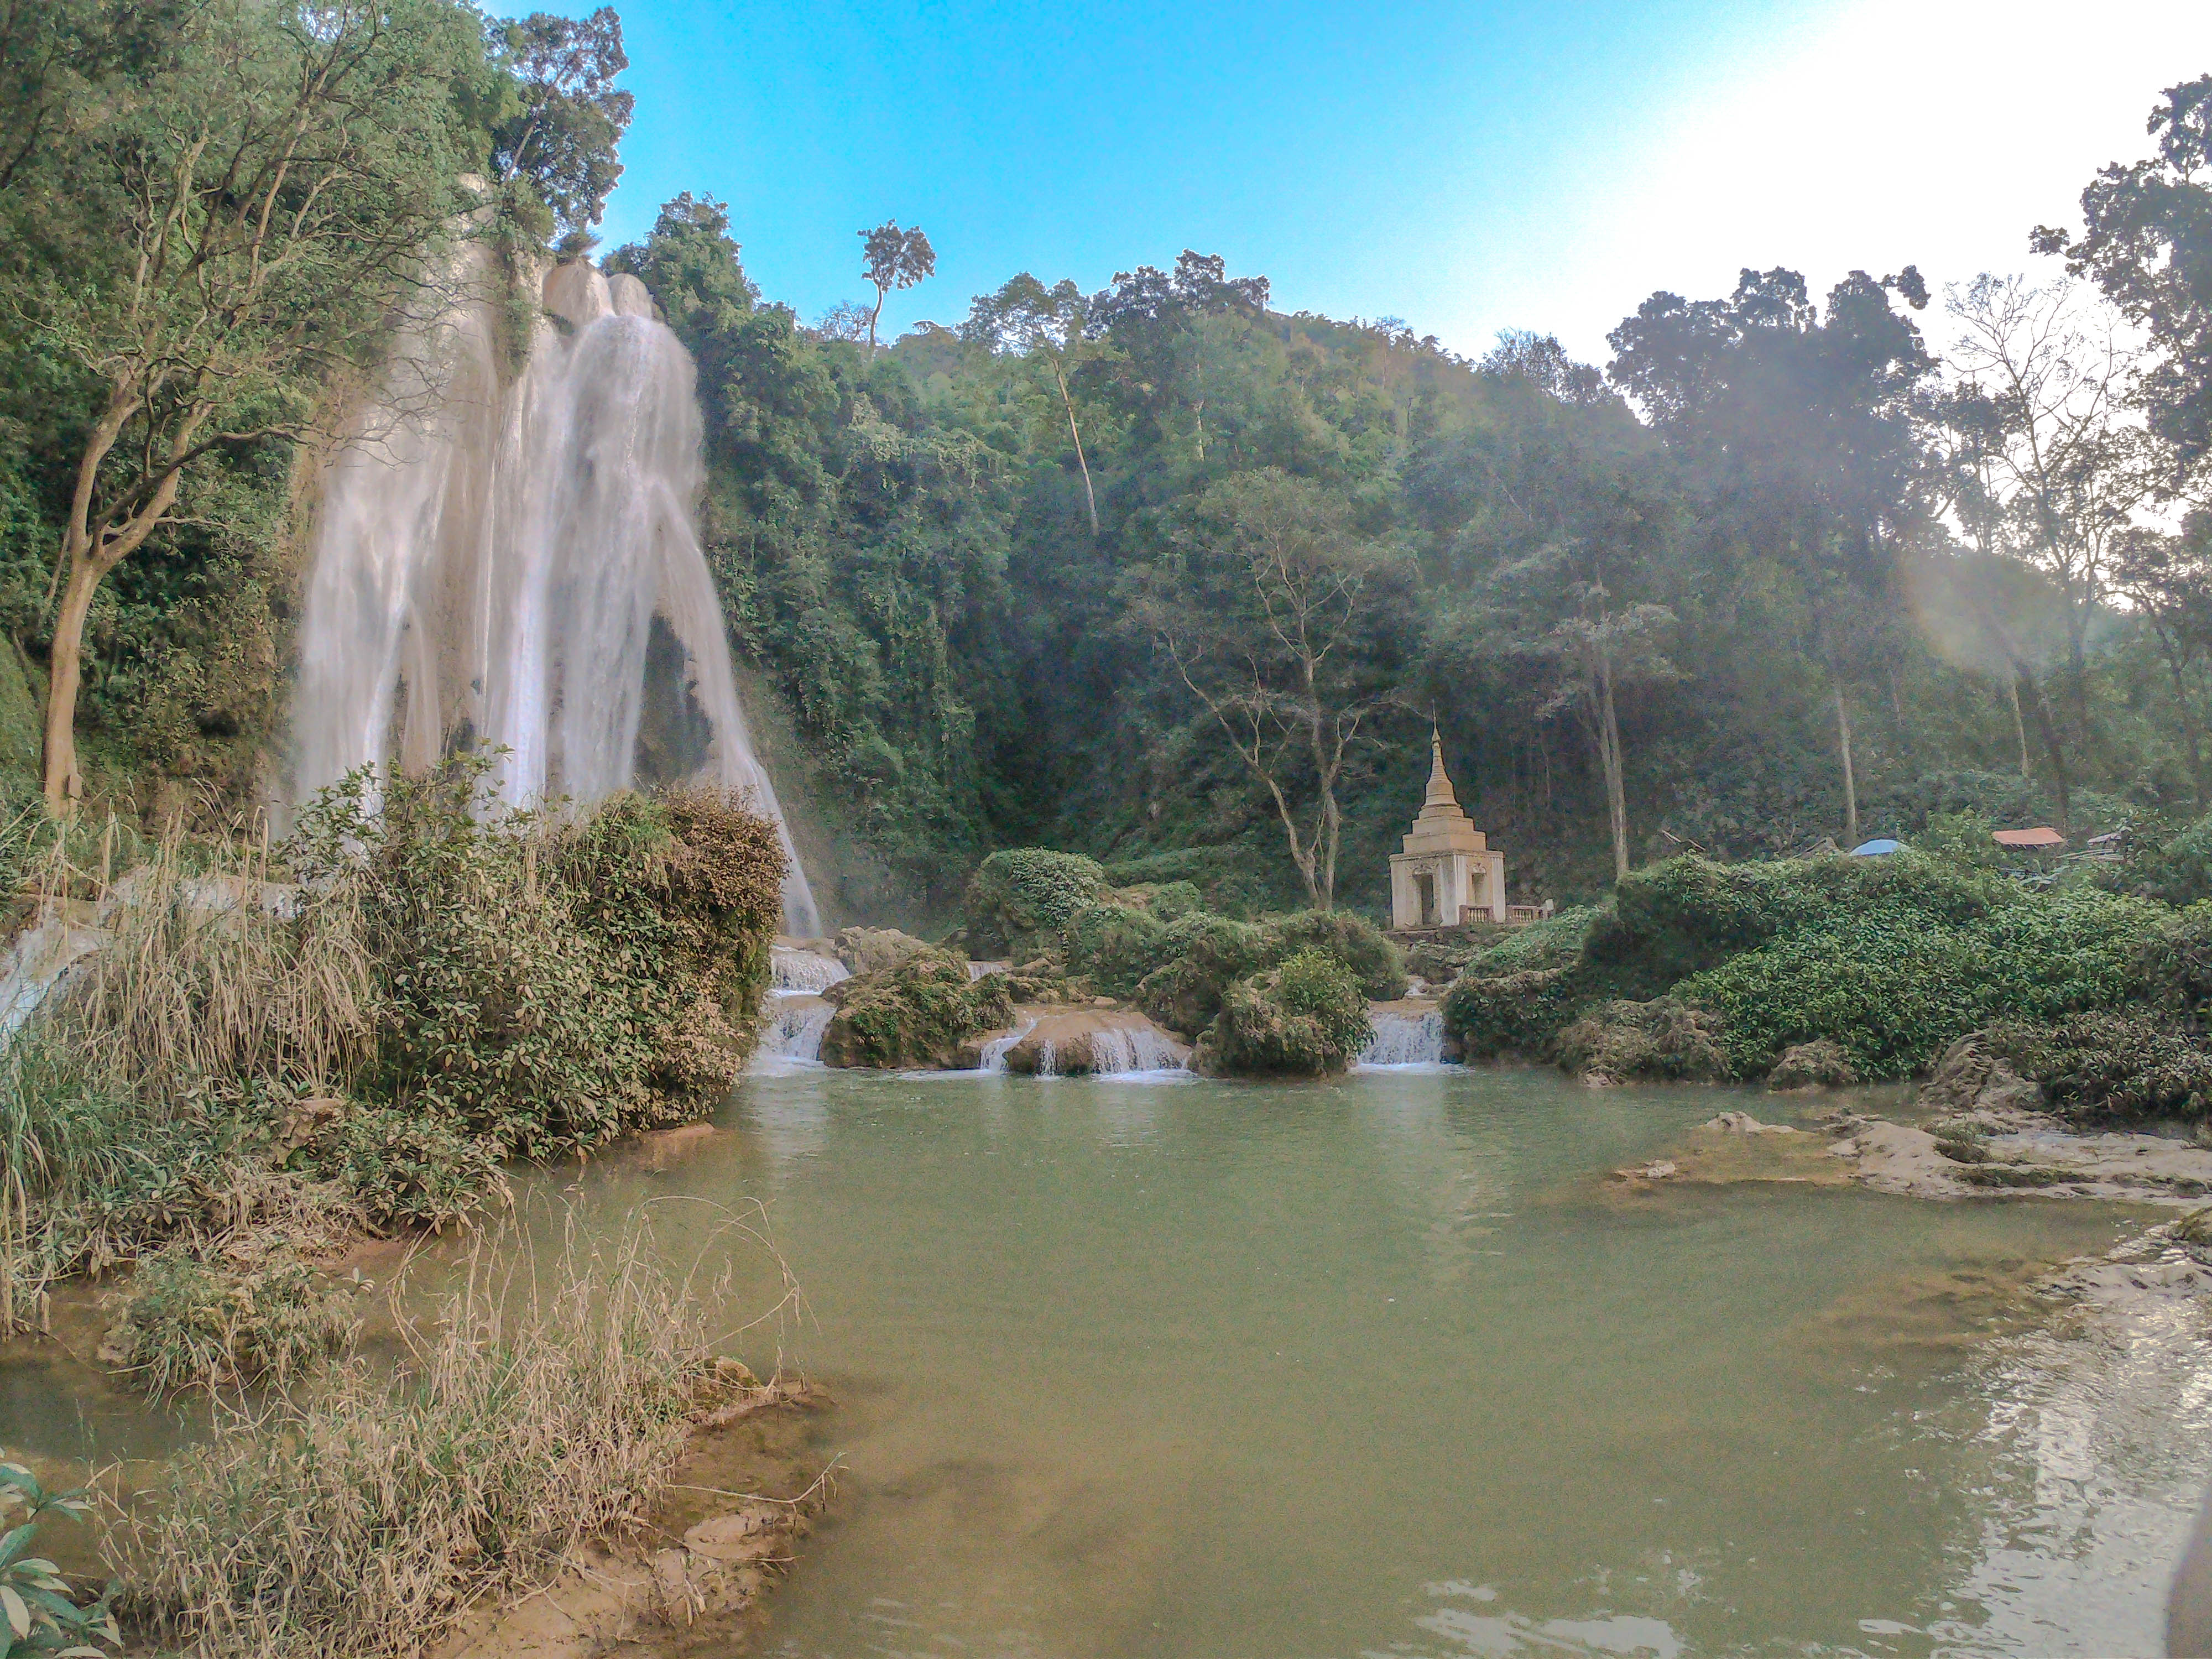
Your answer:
289,255 -> 820,935
1359,1009 -> 1447,1067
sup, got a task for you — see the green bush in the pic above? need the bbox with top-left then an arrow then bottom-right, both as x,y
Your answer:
819,950 -> 1017,1068
1060,902 -> 1173,996
1196,951 -> 1370,1077
308,1104 -> 507,1233
963,848 -> 1107,956
1441,966 -> 1585,1062
1985,1014 -> 2212,1121
1681,888 -> 2164,1079
1913,810 -> 2010,871
2116,813 -> 2212,907
1134,911 -> 1274,1034
1264,910 -> 1407,1000
292,762 -> 783,1154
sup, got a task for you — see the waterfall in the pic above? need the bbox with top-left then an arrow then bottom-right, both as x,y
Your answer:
289,255 -> 821,935
754,992 -> 834,1071
773,945 -> 849,994
1082,1025 -> 1188,1075
977,1019 -> 1037,1073
1359,1009 -> 1447,1067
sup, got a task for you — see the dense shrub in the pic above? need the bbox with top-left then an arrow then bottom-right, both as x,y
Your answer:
1442,966 -> 1586,1062
1985,1014 -> 2212,1121
2115,813 -> 2212,907
4,760 -> 783,1333
819,950 -> 1017,1068
1441,852 -> 2161,1078
293,763 -> 784,1152
1554,998 -> 1731,1084
1134,912 -> 1275,1033
1265,910 -> 1407,1000
964,848 -> 1107,956
1681,888 -> 2164,1079
1196,951 -> 1370,1077
1061,902 -> 1173,996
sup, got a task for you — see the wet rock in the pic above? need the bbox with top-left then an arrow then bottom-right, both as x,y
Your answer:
1703,1111 -> 1797,1135
1613,1160 -> 1677,1181
1002,1010 -> 1188,1076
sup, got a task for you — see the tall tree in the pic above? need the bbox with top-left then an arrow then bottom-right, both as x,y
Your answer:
1609,265 -> 1936,842
1127,469 -> 1410,909
2043,76 -> 2212,468
1944,273 -> 2157,727
2114,517 -> 2212,806
962,274 -> 1107,533
6,0 -> 482,812
484,6 -> 633,241
858,220 -> 935,349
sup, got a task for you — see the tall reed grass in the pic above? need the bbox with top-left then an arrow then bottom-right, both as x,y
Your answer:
113,1220 -> 724,1659
0,816 -> 376,1330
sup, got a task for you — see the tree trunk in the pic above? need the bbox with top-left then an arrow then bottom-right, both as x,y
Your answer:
2018,665 -> 2071,834
1597,661 -> 1629,883
1834,681 -> 1858,847
2005,673 -> 2031,776
1056,371 -> 1098,535
43,545 -> 101,812
2158,637 -> 2209,808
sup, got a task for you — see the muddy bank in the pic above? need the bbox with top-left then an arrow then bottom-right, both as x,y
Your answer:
435,1375 -> 832,1659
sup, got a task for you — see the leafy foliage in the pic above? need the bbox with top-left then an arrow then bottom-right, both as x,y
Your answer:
1196,950 -> 1370,1077
0,1454 -> 118,1657
107,1248 -> 357,1400
963,847 -> 1108,956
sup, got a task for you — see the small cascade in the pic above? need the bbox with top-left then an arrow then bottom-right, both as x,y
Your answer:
772,945 -> 849,994
966,960 -> 1008,983
977,1019 -> 1037,1073
1083,1025 -> 1188,1075
754,992 -> 833,1071
1359,1009 -> 1447,1067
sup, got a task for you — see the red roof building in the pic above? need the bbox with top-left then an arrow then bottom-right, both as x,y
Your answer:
1991,827 -> 2067,849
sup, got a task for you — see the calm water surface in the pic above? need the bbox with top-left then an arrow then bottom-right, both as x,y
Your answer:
12,1063 -> 2212,1656
556,1063 -> 2212,1658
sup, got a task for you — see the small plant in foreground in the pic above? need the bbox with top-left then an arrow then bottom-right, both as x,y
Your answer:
0,1455 -> 119,1657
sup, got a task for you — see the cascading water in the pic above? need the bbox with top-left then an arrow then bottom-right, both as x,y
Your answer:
1359,1009 -> 1448,1067
289,255 -> 821,935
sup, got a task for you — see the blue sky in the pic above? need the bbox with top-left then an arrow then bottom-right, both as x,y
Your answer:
531,0 -> 2212,361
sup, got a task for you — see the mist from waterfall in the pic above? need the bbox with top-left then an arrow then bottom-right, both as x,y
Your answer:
289,255 -> 820,936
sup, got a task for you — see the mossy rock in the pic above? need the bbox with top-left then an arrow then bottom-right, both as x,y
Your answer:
1262,910 -> 1406,1000
1554,997 -> 1730,1085
1193,950 -> 1370,1078
820,949 -> 1016,1069
1767,1039 -> 1856,1091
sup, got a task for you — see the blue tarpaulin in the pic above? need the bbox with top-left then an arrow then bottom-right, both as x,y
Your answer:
1849,838 -> 1902,856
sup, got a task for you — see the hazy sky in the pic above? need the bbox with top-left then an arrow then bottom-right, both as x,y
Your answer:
556,0 -> 2212,363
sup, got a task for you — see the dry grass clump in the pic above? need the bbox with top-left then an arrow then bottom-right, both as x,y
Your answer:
113,1222 -> 731,1659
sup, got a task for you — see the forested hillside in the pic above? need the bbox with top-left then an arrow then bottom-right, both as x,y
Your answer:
6,3 -> 2211,927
